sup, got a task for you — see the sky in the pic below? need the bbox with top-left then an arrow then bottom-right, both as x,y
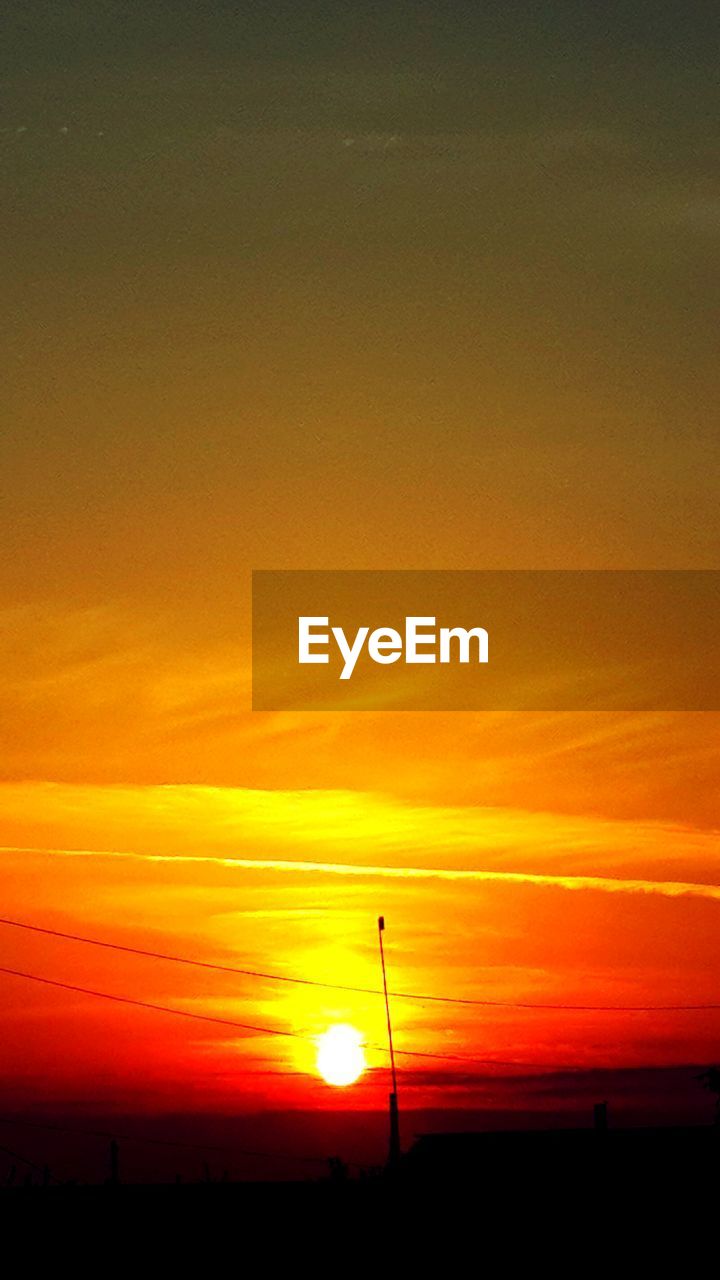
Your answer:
1,2 -> 720,1169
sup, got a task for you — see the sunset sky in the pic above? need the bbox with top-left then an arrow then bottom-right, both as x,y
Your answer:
2,2 -> 720,1163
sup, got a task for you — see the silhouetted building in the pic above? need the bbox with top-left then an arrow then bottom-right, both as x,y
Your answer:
403,1125 -> 719,1190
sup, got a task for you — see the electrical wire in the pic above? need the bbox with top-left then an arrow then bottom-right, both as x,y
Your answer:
0,964 -> 549,1068
0,915 -> 715,1012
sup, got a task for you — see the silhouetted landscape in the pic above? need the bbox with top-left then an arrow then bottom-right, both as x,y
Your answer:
3,1107 -> 720,1255
2,1070 -> 719,1182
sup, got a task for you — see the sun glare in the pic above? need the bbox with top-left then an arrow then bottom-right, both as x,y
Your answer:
316,1024 -> 366,1087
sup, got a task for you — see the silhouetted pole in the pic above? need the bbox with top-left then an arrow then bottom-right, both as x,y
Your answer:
378,915 -> 400,1170
594,1101 -> 608,1133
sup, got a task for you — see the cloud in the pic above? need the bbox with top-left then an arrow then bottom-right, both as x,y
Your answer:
3,836 -> 720,906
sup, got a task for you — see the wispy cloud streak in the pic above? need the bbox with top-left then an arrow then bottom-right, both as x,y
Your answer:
3,844 -> 720,904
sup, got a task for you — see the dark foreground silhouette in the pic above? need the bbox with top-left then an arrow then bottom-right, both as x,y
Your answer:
2,1123 -> 718,1256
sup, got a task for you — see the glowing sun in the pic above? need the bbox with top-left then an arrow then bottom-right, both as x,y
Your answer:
316,1024 -> 366,1087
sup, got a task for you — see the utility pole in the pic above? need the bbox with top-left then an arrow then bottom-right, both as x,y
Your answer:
594,1101 -> 608,1133
378,915 -> 401,1171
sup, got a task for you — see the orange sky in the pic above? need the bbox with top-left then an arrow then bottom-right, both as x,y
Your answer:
2,745 -> 720,1119
2,2 -> 720,1133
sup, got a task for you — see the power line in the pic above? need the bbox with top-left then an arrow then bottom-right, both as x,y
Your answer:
0,964 -> 540,1068
0,1141 -> 58,1182
1,914 -> 716,1013
0,1115 -> 330,1166
0,1113 -> 228,1153
2,962 -> 703,1076
0,965 -> 307,1041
